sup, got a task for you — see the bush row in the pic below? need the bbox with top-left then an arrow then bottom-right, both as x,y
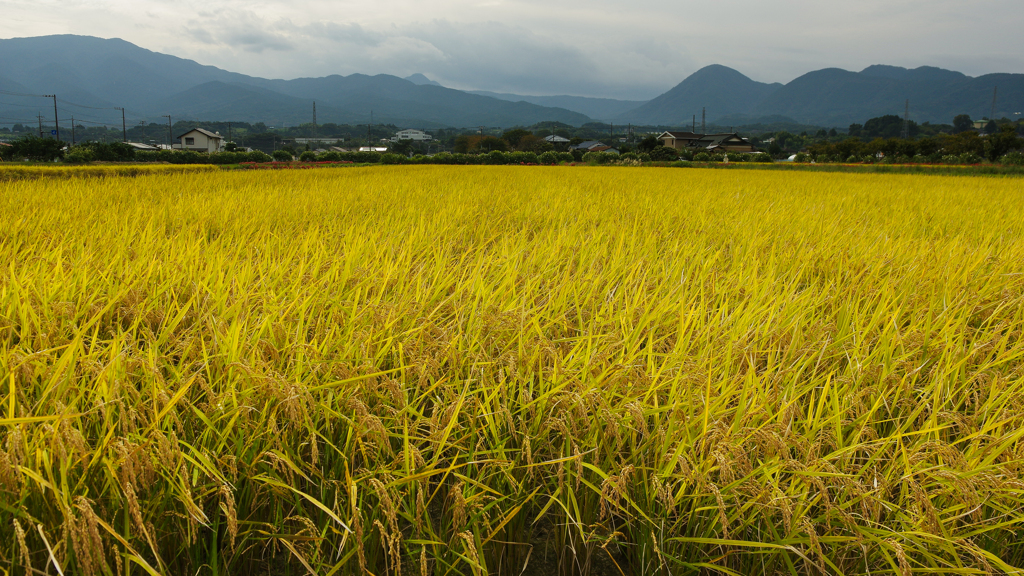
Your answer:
788,151 -> 1022,165
12,137 -> 1020,167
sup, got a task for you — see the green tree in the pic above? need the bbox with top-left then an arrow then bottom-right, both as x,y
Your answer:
862,115 -> 906,139
953,114 -> 973,133
11,136 -> 65,161
848,124 -> 863,137
501,129 -> 531,149
984,120 -> 999,135
637,135 -> 662,153
985,124 -> 1023,161
454,135 -> 473,154
390,139 -> 415,156
649,146 -> 679,161
476,136 -> 508,153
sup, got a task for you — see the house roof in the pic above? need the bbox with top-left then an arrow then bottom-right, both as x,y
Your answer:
692,133 -> 757,151
127,142 -> 160,151
572,140 -> 605,150
176,128 -> 223,140
660,131 -> 702,139
543,135 -> 570,143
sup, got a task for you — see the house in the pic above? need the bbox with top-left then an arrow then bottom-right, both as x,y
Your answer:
571,141 -> 606,151
569,141 -> 619,154
391,129 -> 432,142
659,131 -> 757,153
692,133 -> 757,153
659,131 -> 704,150
543,135 -> 570,143
358,147 -> 389,152
175,128 -> 224,153
127,142 -> 160,151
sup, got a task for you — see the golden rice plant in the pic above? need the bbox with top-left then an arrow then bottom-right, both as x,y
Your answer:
1,165 -> 1023,575
0,163 -> 218,182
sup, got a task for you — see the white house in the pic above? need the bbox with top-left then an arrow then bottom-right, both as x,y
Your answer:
391,129 -> 432,142
176,128 -> 224,153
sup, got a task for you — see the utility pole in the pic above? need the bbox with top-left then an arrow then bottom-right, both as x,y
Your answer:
991,86 -> 998,121
48,94 -> 59,141
901,99 -> 910,139
368,110 -> 373,145
162,115 -> 171,147
692,115 -> 695,132
116,107 -> 126,142
312,102 -> 317,144
38,114 -> 43,138
71,115 -> 75,145
701,108 -> 706,134
227,121 -> 232,143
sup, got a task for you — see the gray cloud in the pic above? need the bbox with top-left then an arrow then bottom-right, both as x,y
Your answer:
0,0 -> 1021,99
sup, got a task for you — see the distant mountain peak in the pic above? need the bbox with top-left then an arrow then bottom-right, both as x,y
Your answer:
405,73 -> 442,87
618,64 -> 781,125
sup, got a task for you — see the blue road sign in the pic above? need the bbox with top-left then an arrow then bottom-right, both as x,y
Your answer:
50,130 -> 57,135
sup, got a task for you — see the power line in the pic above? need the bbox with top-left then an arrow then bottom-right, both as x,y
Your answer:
0,89 -> 49,98
0,100 -> 50,109
56,107 -> 117,122
62,118 -> 123,127
56,98 -> 120,111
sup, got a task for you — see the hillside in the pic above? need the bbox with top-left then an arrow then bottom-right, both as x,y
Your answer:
746,65 -> 1023,127
3,35 -> 1022,132
617,65 -> 782,125
0,35 -> 592,128
468,91 -> 646,121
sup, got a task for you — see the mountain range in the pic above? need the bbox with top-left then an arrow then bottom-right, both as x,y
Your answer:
1,34 -> 1021,131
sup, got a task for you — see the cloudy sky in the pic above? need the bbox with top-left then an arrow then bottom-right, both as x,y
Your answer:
2,0 -> 1022,99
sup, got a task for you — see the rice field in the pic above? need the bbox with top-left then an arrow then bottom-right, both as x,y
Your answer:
0,164 -> 218,182
2,165 -> 1024,576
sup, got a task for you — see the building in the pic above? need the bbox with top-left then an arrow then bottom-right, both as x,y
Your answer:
175,128 -> 224,153
543,135 -> 570,143
358,146 -> 389,152
693,134 -> 757,153
659,131 -> 757,153
570,141 -> 619,154
391,129 -> 432,142
127,142 -> 161,151
658,131 -> 704,150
